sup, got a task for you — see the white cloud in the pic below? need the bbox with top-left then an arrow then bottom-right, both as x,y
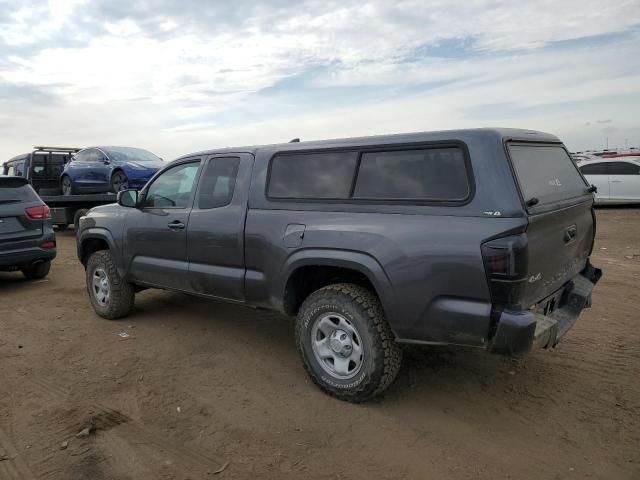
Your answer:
1,0 -> 639,162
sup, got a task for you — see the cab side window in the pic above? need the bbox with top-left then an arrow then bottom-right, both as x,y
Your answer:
143,162 -> 200,208
197,157 -> 240,209
14,160 -> 26,176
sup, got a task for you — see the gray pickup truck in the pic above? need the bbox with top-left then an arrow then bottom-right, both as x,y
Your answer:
76,128 -> 601,402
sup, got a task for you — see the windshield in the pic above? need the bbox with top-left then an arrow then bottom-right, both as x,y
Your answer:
508,144 -> 589,206
103,147 -> 161,163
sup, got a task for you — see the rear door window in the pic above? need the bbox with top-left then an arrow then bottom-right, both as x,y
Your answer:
580,163 -> 609,175
608,161 -> 640,175
508,144 -> 589,206
197,157 -> 240,209
353,147 -> 469,201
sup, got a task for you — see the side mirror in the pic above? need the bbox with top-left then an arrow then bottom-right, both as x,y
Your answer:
117,189 -> 138,208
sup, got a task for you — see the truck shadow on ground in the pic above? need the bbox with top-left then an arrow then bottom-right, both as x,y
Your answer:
125,289 -> 526,406
0,271 -> 50,293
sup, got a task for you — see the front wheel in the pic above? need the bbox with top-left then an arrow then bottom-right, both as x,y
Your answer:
111,171 -> 129,193
86,250 -> 135,319
61,176 -> 74,196
295,283 -> 402,403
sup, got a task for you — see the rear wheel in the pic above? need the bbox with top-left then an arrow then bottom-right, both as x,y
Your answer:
86,250 -> 134,319
21,260 -> 51,280
61,176 -> 74,196
111,171 -> 129,193
295,283 -> 402,403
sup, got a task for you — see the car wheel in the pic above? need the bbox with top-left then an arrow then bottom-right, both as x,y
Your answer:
21,260 -> 51,280
61,176 -> 74,196
111,171 -> 129,193
86,250 -> 135,320
295,283 -> 402,403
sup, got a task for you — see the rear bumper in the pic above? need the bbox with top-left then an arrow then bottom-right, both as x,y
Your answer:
490,262 -> 602,355
0,234 -> 57,269
0,247 -> 56,269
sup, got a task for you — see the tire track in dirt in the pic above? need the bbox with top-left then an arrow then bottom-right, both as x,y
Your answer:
0,425 -> 37,480
23,375 -> 227,478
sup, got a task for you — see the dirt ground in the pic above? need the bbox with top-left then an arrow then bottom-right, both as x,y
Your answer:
0,208 -> 638,480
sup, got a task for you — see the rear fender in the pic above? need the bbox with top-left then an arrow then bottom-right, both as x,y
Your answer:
280,249 -> 397,329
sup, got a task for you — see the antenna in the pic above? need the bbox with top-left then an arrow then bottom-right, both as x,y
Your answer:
289,138 -> 300,143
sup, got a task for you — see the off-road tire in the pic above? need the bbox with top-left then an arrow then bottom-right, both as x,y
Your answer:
295,283 -> 402,403
86,250 -> 134,320
21,260 -> 51,280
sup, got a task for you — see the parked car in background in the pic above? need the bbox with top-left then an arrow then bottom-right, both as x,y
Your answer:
579,158 -> 640,204
3,147 -> 126,230
4,146 -> 79,194
0,177 -> 56,279
77,128 -> 601,402
61,147 -> 163,195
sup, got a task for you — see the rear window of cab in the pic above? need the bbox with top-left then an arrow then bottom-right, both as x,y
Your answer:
267,146 -> 471,203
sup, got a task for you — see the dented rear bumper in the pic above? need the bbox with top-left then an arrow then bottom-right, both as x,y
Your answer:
490,262 -> 602,355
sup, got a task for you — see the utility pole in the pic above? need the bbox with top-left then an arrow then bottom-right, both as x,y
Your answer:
606,137 -> 609,150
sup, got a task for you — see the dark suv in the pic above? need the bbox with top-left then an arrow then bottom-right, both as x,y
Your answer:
77,129 -> 601,402
1,177 -> 56,279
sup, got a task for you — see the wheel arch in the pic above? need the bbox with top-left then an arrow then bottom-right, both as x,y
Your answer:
78,228 -> 120,271
280,250 -> 396,329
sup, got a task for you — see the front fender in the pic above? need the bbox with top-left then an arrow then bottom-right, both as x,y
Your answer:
77,227 -> 124,275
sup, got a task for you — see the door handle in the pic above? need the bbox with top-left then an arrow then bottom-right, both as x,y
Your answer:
610,180 -> 622,183
564,225 -> 577,243
167,221 -> 185,230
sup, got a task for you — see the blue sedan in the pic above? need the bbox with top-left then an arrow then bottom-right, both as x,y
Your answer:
60,146 -> 163,195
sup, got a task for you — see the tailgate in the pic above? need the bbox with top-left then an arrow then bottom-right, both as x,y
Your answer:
0,201 -> 43,244
0,180 -> 44,246
523,200 -> 594,306
506,142 -> 596,307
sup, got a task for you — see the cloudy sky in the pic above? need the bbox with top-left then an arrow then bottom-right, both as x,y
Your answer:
1,0 -> 639,162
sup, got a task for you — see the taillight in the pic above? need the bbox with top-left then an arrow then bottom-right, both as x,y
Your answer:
481,234 -> 528,279
24,205 -> 51,219
40,241 -> 56,249
481,233 -> 529,305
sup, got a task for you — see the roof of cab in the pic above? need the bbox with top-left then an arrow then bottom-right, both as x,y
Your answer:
175,128 -> 561,161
